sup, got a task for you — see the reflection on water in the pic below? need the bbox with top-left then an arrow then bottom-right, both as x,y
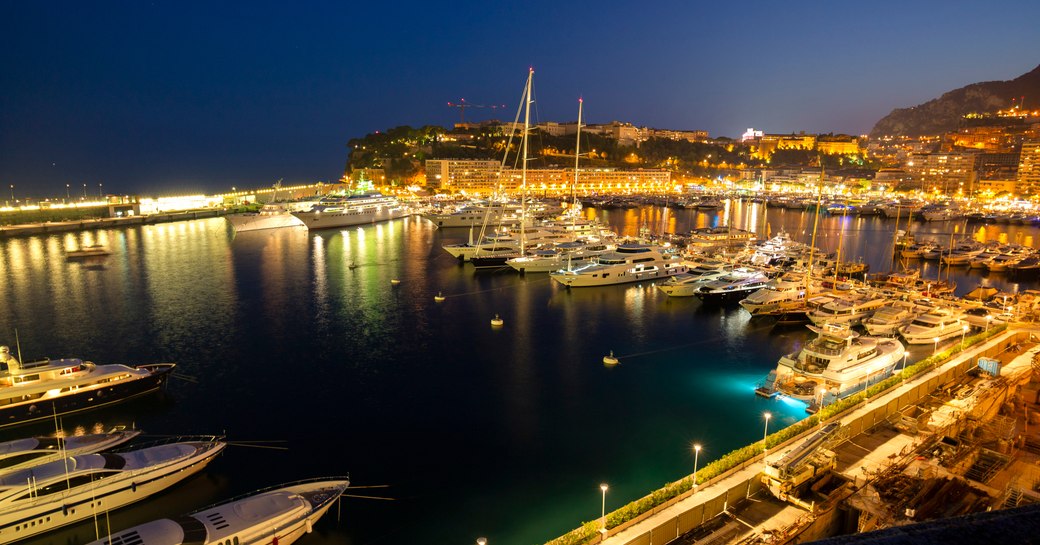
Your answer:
0,206 -> 1038,545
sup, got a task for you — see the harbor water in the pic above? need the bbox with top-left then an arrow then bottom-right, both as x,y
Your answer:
0,201 -> 1037,545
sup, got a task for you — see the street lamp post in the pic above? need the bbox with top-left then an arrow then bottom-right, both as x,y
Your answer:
762,412 -> 772,467
961,325 -> 969,345
9,184 -> 13,201
98,183 -> 103,198
600,484 -> 608,534
986,314 -> 993,333
933,336 -> 940,355
693,444 -> 701,491
65,183 -> 70,201
82,183 -> 86,199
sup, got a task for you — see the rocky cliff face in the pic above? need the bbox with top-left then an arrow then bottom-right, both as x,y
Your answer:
870,64 -> 1040,138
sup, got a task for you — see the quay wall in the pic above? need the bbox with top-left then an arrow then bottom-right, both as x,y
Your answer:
0,209 -> 227,238
588,329 -> 1029,545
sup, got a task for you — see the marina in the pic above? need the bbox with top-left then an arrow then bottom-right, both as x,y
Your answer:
1,200 -> 1040,545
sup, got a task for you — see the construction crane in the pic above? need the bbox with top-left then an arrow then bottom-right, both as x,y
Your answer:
447,98 -> 506,124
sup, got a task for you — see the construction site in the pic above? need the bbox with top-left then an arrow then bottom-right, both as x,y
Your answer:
698,331 -> 1040,544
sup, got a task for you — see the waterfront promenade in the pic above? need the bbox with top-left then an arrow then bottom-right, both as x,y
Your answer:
592,324 -> 1037,545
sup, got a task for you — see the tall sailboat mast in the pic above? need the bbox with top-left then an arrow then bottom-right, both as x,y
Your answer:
520,68 -> 533,255
573,97 -> 583,212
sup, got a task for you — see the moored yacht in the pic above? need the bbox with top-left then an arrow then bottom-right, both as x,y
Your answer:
757,324 -> 904,409
505,240 -> 614,273
656,268 -> 732,297
807,292 -> 887,327
898,307 -> 970,345
225,200 -> 318,232
85,477 -> 350,545
738,272 -> 811,315
0,427 -> 141,477
861,299 -> 928,336
0,437 -> 226,544
694,269 -> 773,305
0,345 -> 175,429
549,243 -> 687,287
290,192 -> 407,230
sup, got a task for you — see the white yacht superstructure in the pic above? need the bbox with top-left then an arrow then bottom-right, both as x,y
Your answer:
549,243 -> 687,287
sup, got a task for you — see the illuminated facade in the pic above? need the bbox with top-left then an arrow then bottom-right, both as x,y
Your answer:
905,152 -> 978,194
424,160 -> 502,192
1018,139 -> 1040,195
423,159 -> 670,194
816,137 -> 861,155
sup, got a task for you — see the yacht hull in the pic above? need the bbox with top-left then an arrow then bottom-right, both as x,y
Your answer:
0,364 -> 174,430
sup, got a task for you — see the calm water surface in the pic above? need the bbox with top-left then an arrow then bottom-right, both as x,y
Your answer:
1,202 -> 1037,545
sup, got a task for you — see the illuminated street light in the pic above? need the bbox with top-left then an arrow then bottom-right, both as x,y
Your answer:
961,324 -> 969,345
693,444 -> 702,492
477,538 -> 487,545
65,183 -> 70,201
933,336 -> 940,355
901,351 -> 909,372
600,484 -> 609,534
762,412 -> 772,468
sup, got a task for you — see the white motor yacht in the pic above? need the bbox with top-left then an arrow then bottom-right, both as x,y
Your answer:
549,243 -> 687,287
807,292 -> 888,327
862,299 -> 928,336
0,437 -> 226,544
693,270 -> 773,304
291,192 -> 408,230
0,427 -> 141,477
738,272 -> 812,315
85,478 -> 350,545
656,268 -> 732,297
761,323 -> 904,406
898,307 -> 970,345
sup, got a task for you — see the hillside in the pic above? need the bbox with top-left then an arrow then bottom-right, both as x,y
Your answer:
870,64 -> 1040,137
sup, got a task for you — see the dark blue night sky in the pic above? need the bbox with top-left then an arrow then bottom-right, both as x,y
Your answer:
2,0 -> 1039,197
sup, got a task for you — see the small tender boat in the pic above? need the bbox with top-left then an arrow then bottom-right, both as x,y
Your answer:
0,436 -> 226,544
65,244 -> 111,259
85,477 -> 350,545
0,426 -> 141,477
0,344 -> 175,429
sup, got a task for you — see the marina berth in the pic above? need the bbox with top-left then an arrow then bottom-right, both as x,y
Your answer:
290,192 -> 408,230
85,477 -> 350,545
0,436 -> 226,544
0,427 -> 141,477
0,345 -> 175,429
897,307 -> 970,345
758,323 -> 904,408
549,242 -> 687,288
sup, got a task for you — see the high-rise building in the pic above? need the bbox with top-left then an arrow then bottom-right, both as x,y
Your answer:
1017,139 -> 1040,195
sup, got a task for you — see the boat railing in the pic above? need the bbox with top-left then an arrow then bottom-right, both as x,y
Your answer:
109,434 -> 225,452
185,475 -> 352,514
